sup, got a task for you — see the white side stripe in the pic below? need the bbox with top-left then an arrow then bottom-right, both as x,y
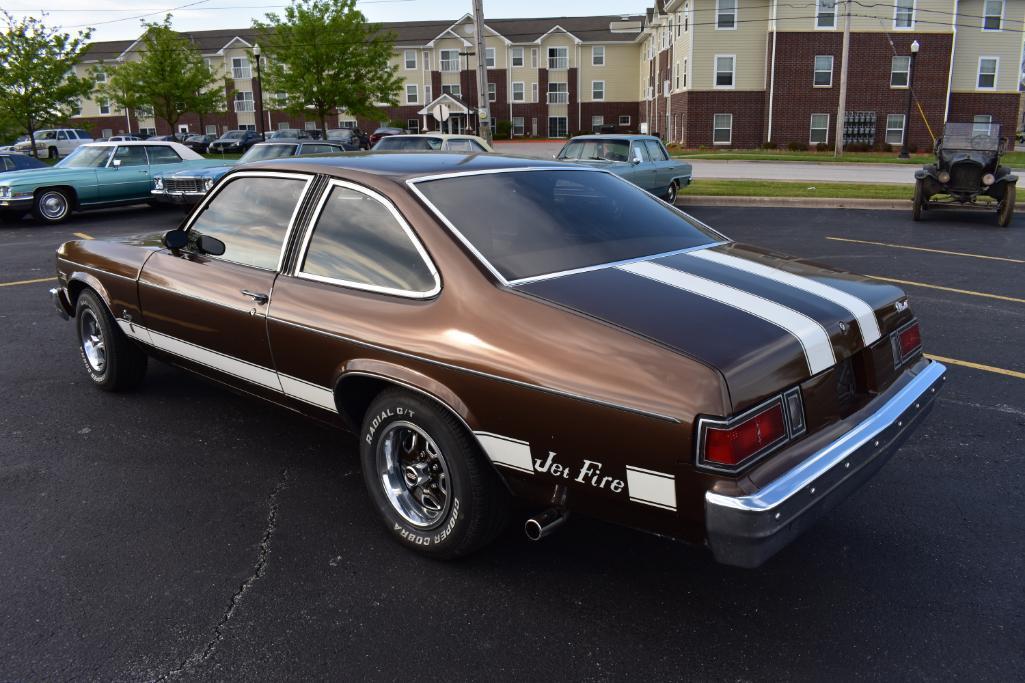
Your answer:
618,260 -> 836,375
625,465 -> 677,511
474,432 -> 535,474
145,329 -> 284,392
690,249 -> 882,346
280,375 -> 337,411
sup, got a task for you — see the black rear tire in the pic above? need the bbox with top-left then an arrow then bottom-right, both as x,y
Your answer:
74,290 -> 148,392
997,183 -> 1015,227
665,180 -> 679,204
912,179 -> 925,221
360,388 -> 508,559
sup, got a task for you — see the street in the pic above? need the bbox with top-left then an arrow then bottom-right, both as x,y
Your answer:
1,202 -> 1022,680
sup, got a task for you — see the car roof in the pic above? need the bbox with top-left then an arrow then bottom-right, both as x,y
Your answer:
81,140 -> 205,160
567,134 -> 660,141
246,152 -> 581,182
386,133 -> 486,142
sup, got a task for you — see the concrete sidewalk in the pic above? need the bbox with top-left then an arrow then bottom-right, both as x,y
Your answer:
688,159 -> 916,184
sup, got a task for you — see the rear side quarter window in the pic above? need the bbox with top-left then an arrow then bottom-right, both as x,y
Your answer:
297,182 -> 439,297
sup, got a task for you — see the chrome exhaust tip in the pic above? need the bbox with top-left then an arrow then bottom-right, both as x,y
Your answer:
524,508 -> 566,541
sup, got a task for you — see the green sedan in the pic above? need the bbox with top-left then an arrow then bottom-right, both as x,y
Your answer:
0,141 -> 224,225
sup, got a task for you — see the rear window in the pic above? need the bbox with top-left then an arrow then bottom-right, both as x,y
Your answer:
414,170 -> 720,282
558,139 -> 630,162
375,137 -> 440,151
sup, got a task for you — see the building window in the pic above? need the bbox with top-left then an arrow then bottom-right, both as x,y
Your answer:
231,57 -> 251,80
531,48 -> 538,68
547,82 -> 568,104
814,55 -> 834,87
619,115 -> 631,126
139,127 -> 156,137
548,47 -> 568,70
810,113 -> 829,144
233,91 -> 254,112
407,119 -> 419,132
511,47 -> 524,67
98,98 -> 110,115
977,57 -> 998,89
404,49 -> 417,69
674,61 -> 680,90
973,114 -> 994,135
894,0 -> 914,29
94,70 -> 107,83
891,56 -> 911,87
425,85 -> 432,102
512,116 -> 525,135
512,82 -> 524,101
548,116 -> 568,137
684,3 -> 690,31
592,80 -> 605,101
488,82 -> 496,102
440,49 -> 459,72
591,116 -> 604,132
485,47 -> 496,68
531,82 -> 538,101
592,45 -> 605,66
817,0 -> 836,29
716,0 -> 737,30
683,58 -> 688,87
422,50 -> 431,70
885,114 -> 905,145
100,128 -> 113,138
304,121 -> 318,130
405,84 -> 418,104
714,55 -> 735,88
713,113 -> 732,144
441,84 -> 461,98
983,0 -> 1003,30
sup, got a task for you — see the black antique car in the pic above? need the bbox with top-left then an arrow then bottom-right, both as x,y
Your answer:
913,122 -> 1017,226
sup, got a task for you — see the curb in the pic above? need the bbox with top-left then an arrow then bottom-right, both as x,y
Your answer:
676,195 -> 911,210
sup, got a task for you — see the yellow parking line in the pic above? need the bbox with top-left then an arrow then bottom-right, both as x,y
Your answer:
867,275 -> 1025,304
926,354 -> 1025,380
0,276 -> 55,288
827,236 -> 1025,264
73,232 -> 94,240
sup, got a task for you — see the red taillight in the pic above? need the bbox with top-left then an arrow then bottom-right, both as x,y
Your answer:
704,402 -> 787,468
898,322 -> 922,358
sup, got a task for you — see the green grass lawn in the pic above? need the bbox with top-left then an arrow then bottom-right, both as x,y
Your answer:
672,148 -> 1025,167
684,179 -> 912,200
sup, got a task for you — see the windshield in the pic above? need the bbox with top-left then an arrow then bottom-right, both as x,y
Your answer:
414,170 -> 721,282
56,145 -> 113,168
240,144 -> 298,162
376,137 -> 442,151
222,131 -> 245,140
942,122 -> 1002,151
558,139 -> 631,162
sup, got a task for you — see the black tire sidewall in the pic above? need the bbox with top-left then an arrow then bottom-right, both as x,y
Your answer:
75,291 -> 118,389
360,392 -> 478,557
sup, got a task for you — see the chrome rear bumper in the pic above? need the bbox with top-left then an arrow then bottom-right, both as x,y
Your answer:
705,359 -> 947,568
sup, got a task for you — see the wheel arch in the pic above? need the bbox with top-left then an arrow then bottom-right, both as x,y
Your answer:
65,273 -> 113,317
35,185 -> 80,209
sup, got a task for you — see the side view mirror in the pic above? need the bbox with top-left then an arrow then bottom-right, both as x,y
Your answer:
162,229 -> 188,250
112,159 -> 122,169
632,155 -> 642,165
196,234 -> 226,256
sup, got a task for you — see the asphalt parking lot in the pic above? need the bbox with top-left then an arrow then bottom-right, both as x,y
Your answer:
1,202 -> 1022,680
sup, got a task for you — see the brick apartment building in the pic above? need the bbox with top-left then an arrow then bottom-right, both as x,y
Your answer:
72,3 -> 1025,148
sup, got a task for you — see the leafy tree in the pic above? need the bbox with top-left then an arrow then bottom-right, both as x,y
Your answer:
92,64 -> 144,133
114,16 -> 225,135
0,11 -> 93,156
253,0 -> 402,137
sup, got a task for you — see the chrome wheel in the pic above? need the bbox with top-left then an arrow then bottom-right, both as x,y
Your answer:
79,309 -> 106,373
37,191 -> 69,221
376,421 -> 451,529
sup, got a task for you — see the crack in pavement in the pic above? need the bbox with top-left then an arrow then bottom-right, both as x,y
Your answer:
152,467 -> 290,682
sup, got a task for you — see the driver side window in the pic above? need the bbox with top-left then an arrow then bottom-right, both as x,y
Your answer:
631,142 -> 650,162
189,175 -> 308,270
112,146 -> 148,166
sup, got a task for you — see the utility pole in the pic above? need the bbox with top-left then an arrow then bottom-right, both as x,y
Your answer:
834,0 -> 851,157
472,0 -> 492,143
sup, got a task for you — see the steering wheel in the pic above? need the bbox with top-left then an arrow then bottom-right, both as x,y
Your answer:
971,134 -> 997,150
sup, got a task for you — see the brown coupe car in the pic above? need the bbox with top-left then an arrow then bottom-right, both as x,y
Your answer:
50,154 -> 946,567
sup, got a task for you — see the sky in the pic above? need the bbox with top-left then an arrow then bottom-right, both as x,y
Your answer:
2,0 -> 647,43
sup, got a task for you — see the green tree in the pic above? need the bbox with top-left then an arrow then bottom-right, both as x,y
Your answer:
91,63 -> 143,133
115,16 -> 224,134
0,11 -> 93,156
253,0 -> 402,137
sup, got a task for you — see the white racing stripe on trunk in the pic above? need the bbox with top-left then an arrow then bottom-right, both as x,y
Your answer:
625,465 -> 677,511
690,249 -> 882,346
474,432 -> 535,474
618,260 -> 836,375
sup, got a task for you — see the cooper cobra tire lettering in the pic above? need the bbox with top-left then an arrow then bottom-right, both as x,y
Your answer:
360,389 -> 507,559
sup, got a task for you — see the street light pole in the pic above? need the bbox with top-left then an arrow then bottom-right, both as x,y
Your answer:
253,43 -> 265,141
899,40 -> 920,159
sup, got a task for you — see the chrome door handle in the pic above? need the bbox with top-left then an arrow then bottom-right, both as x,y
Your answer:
241,289 -> 268,304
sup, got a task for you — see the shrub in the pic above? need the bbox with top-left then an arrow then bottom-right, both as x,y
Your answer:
388,119 -> 407,129
496,119 -> 512,139
815,142 -> 829,152
846,142 -> 870,152
907,143 -> 919,154
761,141 -> 778,149
787,141 -> 809,151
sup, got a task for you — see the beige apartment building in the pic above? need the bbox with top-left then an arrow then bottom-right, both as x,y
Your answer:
72,4 -> 1024,147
